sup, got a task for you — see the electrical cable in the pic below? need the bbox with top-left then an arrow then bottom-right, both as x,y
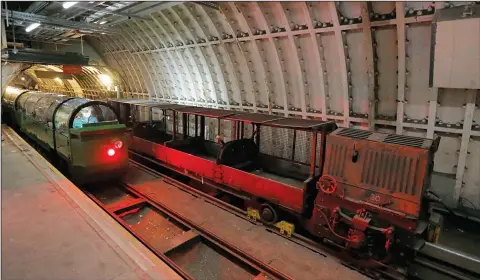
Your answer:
315,205 -> 356,243
461,197 -> 477,210
428,190 -> 459,217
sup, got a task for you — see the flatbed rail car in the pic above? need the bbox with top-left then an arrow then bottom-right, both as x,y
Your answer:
2,87 -> 129,185
123,102 -> 337,218
109,98 -> 441,265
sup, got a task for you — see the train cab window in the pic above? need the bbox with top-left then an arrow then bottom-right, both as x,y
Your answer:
54,99 -> 88,130
72,105 -> 118,128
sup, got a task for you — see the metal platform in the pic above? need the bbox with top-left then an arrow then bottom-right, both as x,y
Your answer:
1,125 -> 181,280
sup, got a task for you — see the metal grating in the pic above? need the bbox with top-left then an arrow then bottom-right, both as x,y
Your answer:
243,123 -> 255,139
188,114 -> 196,137
293,131 -> 321,166
383,134 -> 425,148
219,119 -> 234,142
260,126 -> 294,160
326,143 -> 348,178
204,117 -> 218,142
361,150 -> 418,196
336,128 -> 373,139
165,110 -> 185,135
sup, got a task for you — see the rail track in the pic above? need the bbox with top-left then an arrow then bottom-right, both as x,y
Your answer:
126,150 -> 480,280
124,153 -> 402,280
84,163 -> 296,280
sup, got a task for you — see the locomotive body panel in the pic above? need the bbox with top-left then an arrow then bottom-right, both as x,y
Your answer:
323,131 -> 433,218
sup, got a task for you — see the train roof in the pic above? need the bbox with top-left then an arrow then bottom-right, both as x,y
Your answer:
262,117 -> 336,130
224,112 -> 335,131
173,107 -> 239,118
141,103 -> 189,109
109,98 -> 335,131
223,112 -> 283,124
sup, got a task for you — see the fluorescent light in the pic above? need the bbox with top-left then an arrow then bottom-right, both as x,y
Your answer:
99,21 -> 107,25
98,74 -> 112,86
63,2 -> 78,9
25,23 -> 40,33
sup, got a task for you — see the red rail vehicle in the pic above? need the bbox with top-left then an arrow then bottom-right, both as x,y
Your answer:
109,99 -> 440,264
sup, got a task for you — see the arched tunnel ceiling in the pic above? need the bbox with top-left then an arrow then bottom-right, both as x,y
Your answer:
87,1 -> 480,209
6,63 -> 124,99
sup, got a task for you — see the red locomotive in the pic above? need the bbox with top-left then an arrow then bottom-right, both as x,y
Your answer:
110,99 -> 440,264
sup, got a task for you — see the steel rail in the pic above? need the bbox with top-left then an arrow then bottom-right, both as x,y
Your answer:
84,187 -> 195,280
118,173 -> 291,280
128,149 -> 480,280
128,151 -> 401,280
85,163 -> 289,280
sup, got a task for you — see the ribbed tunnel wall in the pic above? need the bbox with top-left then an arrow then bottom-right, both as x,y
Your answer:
88,1 -> 480,209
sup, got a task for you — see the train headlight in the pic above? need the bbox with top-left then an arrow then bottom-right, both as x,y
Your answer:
107,148 -> 116,157
114,140 -> 123,149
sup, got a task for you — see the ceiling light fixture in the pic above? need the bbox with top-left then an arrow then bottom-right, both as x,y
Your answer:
25,22 -> 40,33
63,2 -> 78,9
98,74 -> 112,86
99,21 -> 107,25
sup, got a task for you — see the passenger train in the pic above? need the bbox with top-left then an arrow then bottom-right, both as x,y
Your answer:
1,86 -> 128,185
109,98 -> 442,266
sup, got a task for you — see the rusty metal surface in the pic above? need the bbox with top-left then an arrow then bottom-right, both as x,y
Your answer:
167,241 -> 257,280
125,206 -> 188,253
129,176 -> 368,280
322,129 -> 434,219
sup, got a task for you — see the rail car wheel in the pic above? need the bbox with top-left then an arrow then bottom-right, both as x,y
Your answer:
260,203 -> 278,225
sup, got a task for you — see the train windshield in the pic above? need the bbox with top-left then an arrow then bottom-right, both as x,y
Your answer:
72,105 -> 118,128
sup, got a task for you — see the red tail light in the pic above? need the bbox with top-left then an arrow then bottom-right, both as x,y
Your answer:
107,148 -> 115,157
